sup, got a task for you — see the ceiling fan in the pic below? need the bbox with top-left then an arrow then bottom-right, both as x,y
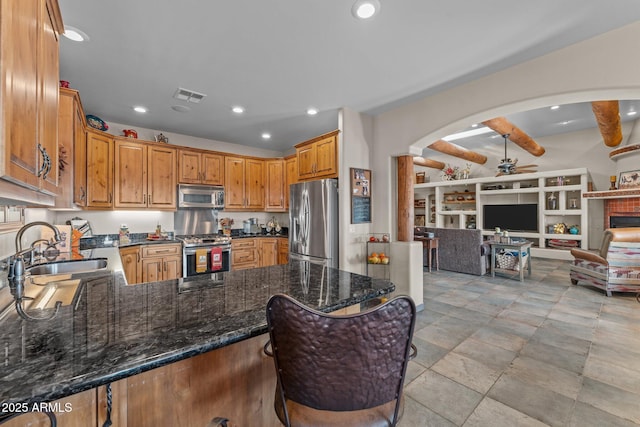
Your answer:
496,133 -> 538,176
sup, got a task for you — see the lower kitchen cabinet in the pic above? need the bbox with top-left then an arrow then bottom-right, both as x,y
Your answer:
259,238 -> 279,267
231,238 -> 258,270
277,237 -> 288,264
119,246 -> 141,284
141,244 -> 182,283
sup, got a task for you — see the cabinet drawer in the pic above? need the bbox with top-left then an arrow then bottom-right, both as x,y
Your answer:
232,247 -> 257,264
142,243 -> 182,258
231,239 -> 256,249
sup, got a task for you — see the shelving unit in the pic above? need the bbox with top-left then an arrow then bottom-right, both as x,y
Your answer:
414,168 -> 590,260
365,236 -> 391,280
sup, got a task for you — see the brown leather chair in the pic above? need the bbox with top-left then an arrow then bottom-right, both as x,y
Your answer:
570,227 -> 640,296
265,294 -> 416,427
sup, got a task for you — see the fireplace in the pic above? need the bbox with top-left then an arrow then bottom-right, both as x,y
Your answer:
605,197 -> 640,228
610,215 -> 640,228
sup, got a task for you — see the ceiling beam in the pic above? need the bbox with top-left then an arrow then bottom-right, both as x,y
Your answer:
413,157 -> 445,170
482,117 -> 545,156
591,100 -> 623,147
427,140 -> 487,164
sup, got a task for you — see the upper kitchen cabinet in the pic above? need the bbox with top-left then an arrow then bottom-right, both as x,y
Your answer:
178,147 -> 224,185
284,154 -> 297,209
0,0 -> 63,195
224,156 -> 265,210
55,87 -> 86,209
84,129 -> 114,209
295,130 -> 339,181
265,159 -> 285,212
114,138 -> 176,210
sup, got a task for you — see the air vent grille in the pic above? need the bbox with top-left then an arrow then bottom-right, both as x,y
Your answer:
173,87 -> 207,103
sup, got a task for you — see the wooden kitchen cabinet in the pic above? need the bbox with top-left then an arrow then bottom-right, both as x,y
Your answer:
259,238 -> 279,267
224,156 -> 265,210
278,237 -> 289,265
85,129 -> 114,208
284,155 -> 297,209
55,87 -> 86,208
114,139 -> 177,210
141,243 -> 182,283
120,246 -> 141,285
178,148 -> 224,185
265,159 -> 285,212
295,130 -> 339,181
0,0 -> 63,194
231,238 -> 258,270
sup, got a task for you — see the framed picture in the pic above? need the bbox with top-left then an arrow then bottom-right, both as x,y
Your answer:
351,168 -> 372,224
415,215 -> 426,226
618,170 -> 640,189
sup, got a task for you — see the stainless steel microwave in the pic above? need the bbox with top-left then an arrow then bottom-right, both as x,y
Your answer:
178,184 -> 225,209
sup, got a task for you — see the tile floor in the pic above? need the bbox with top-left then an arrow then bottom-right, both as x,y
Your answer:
399,259 -> 640,427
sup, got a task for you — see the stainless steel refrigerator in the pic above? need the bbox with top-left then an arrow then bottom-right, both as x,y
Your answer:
289,179 -> 339,268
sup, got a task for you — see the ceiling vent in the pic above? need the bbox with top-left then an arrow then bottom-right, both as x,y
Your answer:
173,87 -> 207,103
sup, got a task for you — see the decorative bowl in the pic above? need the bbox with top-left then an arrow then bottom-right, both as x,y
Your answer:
86,115 -> 108,131
123,129 -> 138,138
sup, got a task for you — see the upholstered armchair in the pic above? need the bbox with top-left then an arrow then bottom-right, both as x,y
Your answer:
570,228 -> 640,296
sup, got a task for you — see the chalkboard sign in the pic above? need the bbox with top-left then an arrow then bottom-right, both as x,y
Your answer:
351,168 -> 372,224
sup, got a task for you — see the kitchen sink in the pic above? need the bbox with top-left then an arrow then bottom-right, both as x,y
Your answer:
26,258 -> 108,276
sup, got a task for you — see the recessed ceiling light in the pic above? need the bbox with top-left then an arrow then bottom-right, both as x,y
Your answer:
550,105 -> 560,110
628,111 -> 637,116
307,108 -> 318,116
351,0 -> 380,19
232,106 -> 245,114
171,105 -> 191,113
261,133 -> 271,140
471,123 -> 478,128
63,26 -> 89,42
133,106 -> 147,113
559,120 -> 572,125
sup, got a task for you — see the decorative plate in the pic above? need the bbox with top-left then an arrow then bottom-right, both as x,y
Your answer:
86,114 -> 109,131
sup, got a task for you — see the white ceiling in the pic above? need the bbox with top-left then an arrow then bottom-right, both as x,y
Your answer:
58,1 -> 640,153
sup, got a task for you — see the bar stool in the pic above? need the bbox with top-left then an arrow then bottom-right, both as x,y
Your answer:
415,236 -> 439,272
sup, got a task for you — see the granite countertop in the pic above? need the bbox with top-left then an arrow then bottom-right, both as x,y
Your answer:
0,248 -> 393,406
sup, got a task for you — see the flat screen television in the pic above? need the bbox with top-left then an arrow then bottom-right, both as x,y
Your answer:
483,204 -> 538,232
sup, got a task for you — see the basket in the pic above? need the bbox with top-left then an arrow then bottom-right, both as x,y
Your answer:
416,172 -> 426,184
495,252 -> 520,271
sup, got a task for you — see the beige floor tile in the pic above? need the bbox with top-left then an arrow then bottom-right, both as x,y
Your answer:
405,370 -> 483,426
578,377 -> 640,423
470,326 -> 527,352
453,338 -> 517,372
487,374 -> 575,426
506,355 -> 583,399
583,356 -> 640,394
431,352 -> 502,394
397,396 -> 456,427
519,340 -> 587,374
463,397 -> 550,427
568,401 -> 640,427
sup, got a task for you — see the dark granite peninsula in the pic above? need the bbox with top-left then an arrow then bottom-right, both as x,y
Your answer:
0,248 -> 394,426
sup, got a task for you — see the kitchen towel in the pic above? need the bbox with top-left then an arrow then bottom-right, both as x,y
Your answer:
210,247 -> 223,271
195,248 -> 208,273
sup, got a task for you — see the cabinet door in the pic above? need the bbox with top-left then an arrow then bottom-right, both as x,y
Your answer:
38,0 -> 60,194
148,145 -> 176,209
163,255 -> 182,280
0,0 -> 40,189
224,156 -> 246,209
142,258 -> 163,284
277,238 -> 289,264
73,102 -> 87,206
314,135 -> 337,177
201,152 -> 224,185
296,145 -> 316,180
120,246 -> 141,285
177,149 -> 201,184
86,130 -> 114,208
259,238 -> 279,267
284,156 -> 297,209
115,140 -> 147,208
245,158 -> 265,210
265,159 -> 285,211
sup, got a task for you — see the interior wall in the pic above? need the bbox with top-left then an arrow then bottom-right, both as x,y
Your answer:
338,108 -> 373,274
371,20 -> 640,239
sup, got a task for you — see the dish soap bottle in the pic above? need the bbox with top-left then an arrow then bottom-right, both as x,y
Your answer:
119,224 -> 130,244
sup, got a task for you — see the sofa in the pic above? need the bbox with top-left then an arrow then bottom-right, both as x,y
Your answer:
414,227 -> 489,276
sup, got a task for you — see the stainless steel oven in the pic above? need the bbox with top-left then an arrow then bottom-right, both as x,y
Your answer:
177,235 -> 231,277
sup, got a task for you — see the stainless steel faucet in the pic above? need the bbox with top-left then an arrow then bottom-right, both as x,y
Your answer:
15,221 -> 63,254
